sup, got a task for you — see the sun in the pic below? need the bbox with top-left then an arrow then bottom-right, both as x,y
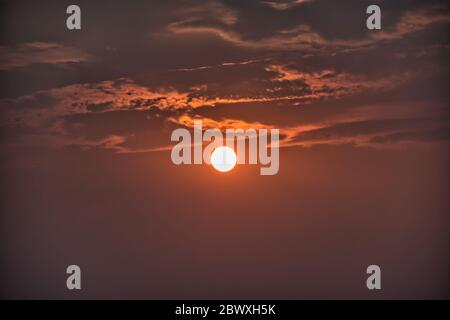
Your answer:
211,146 -> 237,172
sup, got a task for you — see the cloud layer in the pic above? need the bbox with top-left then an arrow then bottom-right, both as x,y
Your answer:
0,0 -> 449,154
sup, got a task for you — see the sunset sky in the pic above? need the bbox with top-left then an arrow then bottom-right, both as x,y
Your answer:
1,0 -> 449,299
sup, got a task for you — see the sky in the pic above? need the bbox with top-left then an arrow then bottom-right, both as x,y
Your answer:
0,0 -> 449,299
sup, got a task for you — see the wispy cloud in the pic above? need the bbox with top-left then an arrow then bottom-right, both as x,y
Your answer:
166,7 -> 450,52
0,42 -> 91,70
262,0 -> 313,11
373,8 -> 450,41
170,58 -> 270,72
265,64 -> 410,98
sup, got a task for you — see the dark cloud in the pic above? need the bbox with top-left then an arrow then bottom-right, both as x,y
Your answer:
370,127 -> 450,143
288,118 -> 449,146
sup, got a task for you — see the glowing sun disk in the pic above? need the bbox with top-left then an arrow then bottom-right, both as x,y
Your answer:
210,146 -> 237,172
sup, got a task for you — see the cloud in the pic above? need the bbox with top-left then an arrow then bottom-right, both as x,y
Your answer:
0,75 -> 328,134
370,127 -> 449,144
166,20 -> 337,51
0,58 -> 421,153
167,113 -> 327,149
373,8 -> 450,41
67,135 -> 129,153
175,0 -> 238,26
168,113 -> 272,131
262,0 -> 313,11
285,118 -> 450,148
0,42 -> 91,70
1,1 -> 448,155
170,58 -> 270,72
0,78 -> 213,131
165,6 -> 450,52
265,64 -> 411,100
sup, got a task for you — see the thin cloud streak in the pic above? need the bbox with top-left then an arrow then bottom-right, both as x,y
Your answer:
0,42 -> 91,70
